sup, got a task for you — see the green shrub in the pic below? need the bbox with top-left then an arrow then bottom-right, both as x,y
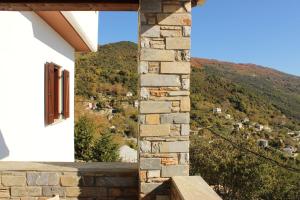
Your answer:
92,131 -> 119,162
74,116 -> 95,161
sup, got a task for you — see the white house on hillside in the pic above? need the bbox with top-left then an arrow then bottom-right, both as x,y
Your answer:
0,11 -> 98,161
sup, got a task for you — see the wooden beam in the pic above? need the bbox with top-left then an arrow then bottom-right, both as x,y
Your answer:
36,11 -> 91,51
0,1 -> 139,11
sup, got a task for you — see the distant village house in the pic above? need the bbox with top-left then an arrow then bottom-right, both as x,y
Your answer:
257,139 -> 269,148
213,108 -> 222,114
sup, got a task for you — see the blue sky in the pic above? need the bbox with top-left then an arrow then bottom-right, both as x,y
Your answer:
99,0 -> 300,76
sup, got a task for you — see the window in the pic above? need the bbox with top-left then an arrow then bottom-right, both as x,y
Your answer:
45,62 -> 70,125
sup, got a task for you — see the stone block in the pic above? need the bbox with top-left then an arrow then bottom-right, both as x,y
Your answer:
141,74 -> 181,87
21,197 -> 37,200
140,0 -> 161,13
108,188 -> 122,197
148,17 -> 156,24
160,113 -> 190,124
183,26 -> 191,36
145,114 -> 160,125
37,197 -> 48,200
172,101 -> 180,107
149,89 -> 168,97
161,26 -> 181,30
27,172 -> 59,186
140,183 -> 164,194
141,38 -> 150,48
60,175 -> 79,187
141,25 -> 160,37
139,61 -> 148,74
42,186 -> 65,197
179,153 -> 189,164
141,87 -> 150,99
140,13 -> 146,23
166,38 -> 190,50
80,176 -> 95,186
183,50 -> 191,61
161,165 -> 189,177
95,177 -> 137,187
140,49 -> 174,61
182,78 -> 190,90
147,170 -> 160,178
0,187 -> 9,198
148,62 -> 160,73
150,40 -> 165,49
65,187 -> 80,197
152,142 -> 160,153
180,97 -> 190,111
159,141 -> 189,153
2,176 -> 26,186
140,158 -> 161,170
181,124 -> 190,136
140,124 -> 170,137
11,187 -> 42,197
139,115 -> 146,124
160,62 -> 190,74
161,157 -> 178,166
163,4 -> 185,13
65,187 -> 107,197
140,171 -> 147,182
140,140 -> 151,153
123,188 -> 138,196
158,13 -> 191,26
140,101 -> 172,114
168,91 -> 190,96
161,29 -> 182,37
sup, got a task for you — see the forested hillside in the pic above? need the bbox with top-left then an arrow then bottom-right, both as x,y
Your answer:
75,42 -> 300,199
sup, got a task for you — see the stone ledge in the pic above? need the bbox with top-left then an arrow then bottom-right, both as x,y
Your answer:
171,176 -> 222,200
0,162 -> 138,173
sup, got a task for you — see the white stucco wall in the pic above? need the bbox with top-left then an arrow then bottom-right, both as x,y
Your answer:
0,12 -> 75,161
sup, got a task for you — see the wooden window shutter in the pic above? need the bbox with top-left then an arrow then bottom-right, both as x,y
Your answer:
54,68 -> 60,119
45,63 -> 55,125
63,70 -> 70,118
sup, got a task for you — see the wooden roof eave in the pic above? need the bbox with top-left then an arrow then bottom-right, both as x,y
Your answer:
0,0 -> 139,11
36,11 -> 92,52
0,0 -> 202,11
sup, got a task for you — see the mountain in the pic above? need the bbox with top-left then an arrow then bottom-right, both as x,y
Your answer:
191,58 -> 300,122
75,42 -> 300,199
75,41 -> 138,98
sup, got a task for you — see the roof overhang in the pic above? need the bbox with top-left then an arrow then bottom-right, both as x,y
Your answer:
36,11 -> 95,52
0,0 -> 139,11
0,0 -> 202,11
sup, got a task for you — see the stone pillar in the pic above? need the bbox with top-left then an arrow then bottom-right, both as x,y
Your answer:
138,0 -> 191,199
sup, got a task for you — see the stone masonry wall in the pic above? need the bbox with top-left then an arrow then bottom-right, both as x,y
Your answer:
0,162 -> 138,200
138,0 -> 191,199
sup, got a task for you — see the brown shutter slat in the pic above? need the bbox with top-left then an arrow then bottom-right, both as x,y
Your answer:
45,63 -> 55,125
63,70 -> 70,118
54,68 -> 60,119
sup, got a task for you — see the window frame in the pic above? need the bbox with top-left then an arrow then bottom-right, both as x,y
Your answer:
45,62 -> 70,126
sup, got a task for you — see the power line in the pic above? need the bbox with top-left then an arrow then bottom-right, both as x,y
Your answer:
202,127 -> 300,173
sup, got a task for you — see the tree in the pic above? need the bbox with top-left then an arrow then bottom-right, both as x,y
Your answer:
190,132 -> 300,200
92,131 -> 119,162
74,116 -> 95,161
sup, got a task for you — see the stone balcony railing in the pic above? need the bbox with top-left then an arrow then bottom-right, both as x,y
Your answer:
171,176 -> 222,200
0,162 -> 222,200
0,162 -> 138,200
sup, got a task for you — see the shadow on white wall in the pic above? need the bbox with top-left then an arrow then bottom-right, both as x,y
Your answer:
0,129 -> 9,159
20,12 -> 74,61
